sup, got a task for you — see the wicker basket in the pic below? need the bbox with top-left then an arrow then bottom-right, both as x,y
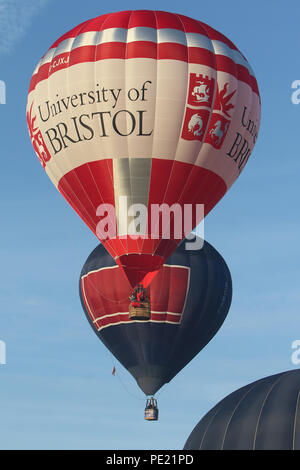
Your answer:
129,302 -> 151,320
144,408 -> 159,421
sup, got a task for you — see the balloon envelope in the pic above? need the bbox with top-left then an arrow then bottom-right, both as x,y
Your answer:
79,238 -> 232,395
184,369 -> 300,450
27,10 -> 260,287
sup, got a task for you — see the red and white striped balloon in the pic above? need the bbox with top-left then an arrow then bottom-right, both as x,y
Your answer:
27,10 -> 261,287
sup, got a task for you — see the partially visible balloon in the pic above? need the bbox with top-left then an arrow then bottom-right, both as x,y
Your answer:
27,10 -> 260,287
79,238 -> 232,396
184,369 -> 300,450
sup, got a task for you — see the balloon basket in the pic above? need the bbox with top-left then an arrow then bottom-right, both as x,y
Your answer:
129,302 -> 151,321
144,397 -> 159,421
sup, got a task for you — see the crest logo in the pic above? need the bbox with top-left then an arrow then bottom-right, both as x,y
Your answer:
27,102 -> 51,168
181,108 -> 210,142
188,73 -> 215,108
188,113 -> 204,137
205,82 -> 236,149
182,76 -> 236,145
207,117 -> 230,149
215,83 -> 236,117
181,73 -> 215,142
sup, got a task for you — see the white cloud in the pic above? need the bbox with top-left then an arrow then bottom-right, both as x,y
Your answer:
0,0 -> 50,56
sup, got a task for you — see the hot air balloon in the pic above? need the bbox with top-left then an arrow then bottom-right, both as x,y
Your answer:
184,369 -> 300,450
79,238 -> 232,418
27,10 -> 260,290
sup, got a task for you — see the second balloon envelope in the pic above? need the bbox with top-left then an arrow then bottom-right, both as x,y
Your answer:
79,238 -> 232,397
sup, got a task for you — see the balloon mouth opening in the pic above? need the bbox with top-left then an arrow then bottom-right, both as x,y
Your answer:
136,376 -> 166,396
117,253 -> 164,287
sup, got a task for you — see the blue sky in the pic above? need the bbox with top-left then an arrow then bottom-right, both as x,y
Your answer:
0,0 -> 300,450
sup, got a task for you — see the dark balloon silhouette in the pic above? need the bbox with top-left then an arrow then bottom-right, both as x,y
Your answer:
184,369 -> 300,450
79,238 -> 232,396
